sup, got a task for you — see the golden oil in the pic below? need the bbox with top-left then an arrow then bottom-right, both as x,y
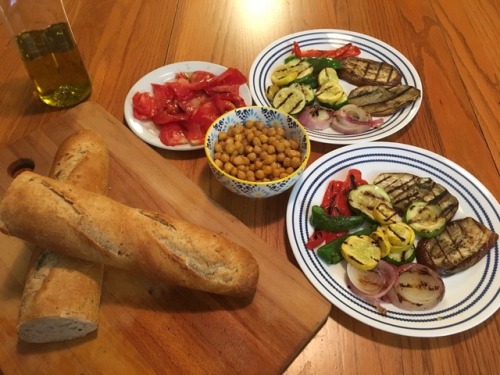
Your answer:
15,22 -> 91,107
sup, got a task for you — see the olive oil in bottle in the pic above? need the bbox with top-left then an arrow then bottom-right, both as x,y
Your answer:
15,22 -> 91,107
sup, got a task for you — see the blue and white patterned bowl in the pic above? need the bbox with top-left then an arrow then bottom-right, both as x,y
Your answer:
204,106 -> 311,198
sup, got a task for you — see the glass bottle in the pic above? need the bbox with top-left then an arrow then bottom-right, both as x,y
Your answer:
0,0 -> 92,107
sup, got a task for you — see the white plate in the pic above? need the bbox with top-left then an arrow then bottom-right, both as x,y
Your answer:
286,142 -> 499,337
124,61 -> 253,151
249,30 -> 423,145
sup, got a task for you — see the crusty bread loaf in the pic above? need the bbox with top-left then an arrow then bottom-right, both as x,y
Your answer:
17,129 -> 109,343
0,171 -> 259,297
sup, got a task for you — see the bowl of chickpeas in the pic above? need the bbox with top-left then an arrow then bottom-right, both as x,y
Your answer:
204,106 -> 311,198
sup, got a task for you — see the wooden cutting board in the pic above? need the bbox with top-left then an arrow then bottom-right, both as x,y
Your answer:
0,102 -> 330,375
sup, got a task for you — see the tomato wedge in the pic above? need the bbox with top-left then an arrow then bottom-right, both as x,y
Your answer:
132,92 -> 155,120
159,122 -> 188,146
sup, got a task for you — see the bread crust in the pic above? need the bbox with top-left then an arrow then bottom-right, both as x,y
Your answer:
17,130 -> 109,343
0,171 -> 259,297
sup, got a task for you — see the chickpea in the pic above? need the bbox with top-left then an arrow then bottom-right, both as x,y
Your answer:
246,132 -> 255,143
262,165 -> 273,176
290,156 -> 302,169
255,169 -> 265,180
225,143 -> 235,154
233,155 -> 245,166
272,168 -> 282,178
283,157 -> 291,168
223,161 -> 234,174
220,153 -> 230,163
214,159 -> 224,169
274,141 -> 285,153
237,170 -> 247,180
262,154 -> 276,165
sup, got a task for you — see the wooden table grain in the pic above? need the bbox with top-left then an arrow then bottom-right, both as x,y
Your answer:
0,0 -> 498,374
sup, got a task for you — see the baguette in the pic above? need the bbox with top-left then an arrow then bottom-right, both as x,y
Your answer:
17,129 -> 109,343
0,171 -> 260,297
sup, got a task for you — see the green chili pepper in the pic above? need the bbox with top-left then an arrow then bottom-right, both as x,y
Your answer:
310,205 -> 364,232
317,223 -> 378,264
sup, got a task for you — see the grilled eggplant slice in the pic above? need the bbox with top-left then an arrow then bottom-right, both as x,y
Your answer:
338,57 -> 402,87
347,85 -> 421,116
373,173 -> 459,222
416,217 -> 498,276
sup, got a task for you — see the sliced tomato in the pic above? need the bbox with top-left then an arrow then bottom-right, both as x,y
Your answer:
175,72 -> 190,80
189,70 -> 216,90
158,122 -> 188,146
184,121 -> 205,145
204,84 -> 241,97
211,67 -> 247,86
132,92 -> 156,120
212,92 -> 246,107
152,109 -> 189,125
190,99 -> 221,133
167,80 -> 197,101
212,94 -> 237,114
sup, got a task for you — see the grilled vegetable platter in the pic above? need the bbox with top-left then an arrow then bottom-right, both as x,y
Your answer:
286,142 -> 499,337
249,29 -> 423,145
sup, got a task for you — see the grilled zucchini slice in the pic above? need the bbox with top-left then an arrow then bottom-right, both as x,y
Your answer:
316,80 -> 344,105
272,87 -> 306,114
317,67 -> 339,85
383,246 -> 416,266
265,84 -> 281,101
289,83 -> 315,105
348,184 -> 392,221
341,235 -> 381,271
405,201 -> 446,238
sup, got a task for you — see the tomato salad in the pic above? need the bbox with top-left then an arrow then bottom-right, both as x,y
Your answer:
132,68 -> 248,147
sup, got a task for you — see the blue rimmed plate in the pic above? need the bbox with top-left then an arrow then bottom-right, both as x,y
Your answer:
249,30 -> 423,145
286,142 -> 499,337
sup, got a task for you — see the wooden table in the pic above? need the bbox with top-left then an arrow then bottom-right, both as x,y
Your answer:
0,0 -> 498,374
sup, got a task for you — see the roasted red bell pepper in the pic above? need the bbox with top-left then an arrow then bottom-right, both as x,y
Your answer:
292,41 -> 361,59
306,169 -> 367,250
333,169 -> 367,216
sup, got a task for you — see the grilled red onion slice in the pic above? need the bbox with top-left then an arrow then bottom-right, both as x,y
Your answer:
296,105 -> 335,130
346,260 -> 398,305
387,263 -> 445,311
331,104 -> 384,134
